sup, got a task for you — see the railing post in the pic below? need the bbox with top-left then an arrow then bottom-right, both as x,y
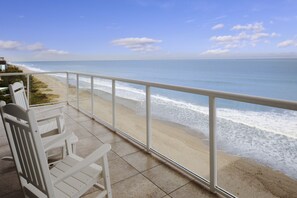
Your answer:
112,80 -> 116,130
209,96 -> 217,193
66,72 -> 69,105
27,74 -> 30,106
146,85 -> 151,152
91,76 -> 94,118
76,74 -> 79,110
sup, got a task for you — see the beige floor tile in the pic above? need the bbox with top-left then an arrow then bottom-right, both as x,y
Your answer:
123,151 -> 161,172
64,107 -> 79,115
96,150 -> 121,166
81,189 -> 103,198
96,132 -> 125,144
68,112 -> 91,122
170,182 -> 219,198
108,157 -> 138,184
79,120 -> 111,136
0,135 -> 8,147
1,190 -> 24,198
112,174 -> 166,198
106,150 -> 121,162
76,136 -> 103,157
0,144 -> 11,158
143,165 -> 190,194
110,140 -> 139,157
0,171 -> 21,197
0,159 -> 15,174
64,115 -> 77,125
66,123 -> 94,139
65,109 -> 80,118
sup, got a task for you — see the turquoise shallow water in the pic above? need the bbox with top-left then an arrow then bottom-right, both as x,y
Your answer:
14,59 -> 297,179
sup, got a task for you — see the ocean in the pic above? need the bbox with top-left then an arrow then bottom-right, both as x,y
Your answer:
14,59 -> 297,179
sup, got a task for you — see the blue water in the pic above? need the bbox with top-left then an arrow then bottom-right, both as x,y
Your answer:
15,59 -> 297,100
14,59 -> 297,179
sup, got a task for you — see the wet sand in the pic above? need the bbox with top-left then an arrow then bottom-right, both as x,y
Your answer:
20,66 -> 297,198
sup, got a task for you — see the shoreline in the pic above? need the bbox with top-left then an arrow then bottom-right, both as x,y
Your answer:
18,65 -> 297,198
19,65 -> 67,103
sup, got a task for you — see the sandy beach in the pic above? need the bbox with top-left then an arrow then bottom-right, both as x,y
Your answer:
20,66 -> 297,198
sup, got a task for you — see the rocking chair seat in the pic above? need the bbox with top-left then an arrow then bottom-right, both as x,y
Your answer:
51,155 -> 102,198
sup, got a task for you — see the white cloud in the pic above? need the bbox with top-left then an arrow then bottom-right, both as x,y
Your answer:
0,40 -> 69,56
224,44 -> 239,49
201,48 -> 229,55
0,40 -> 22,50
212,23 -> 224,30
277,40 -> 297,48
210,32 -> 250,43
112,37 -> 162,52
231,22 -> 264,32
210,31 -> 278,49
250,32 -> 270,40
271,32 -> 280,38
26,43 -> 45,51
206,22 -> 281,54
45,49 -> 69,55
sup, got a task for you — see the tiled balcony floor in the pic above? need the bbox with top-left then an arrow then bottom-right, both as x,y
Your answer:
0,105 -> 219,198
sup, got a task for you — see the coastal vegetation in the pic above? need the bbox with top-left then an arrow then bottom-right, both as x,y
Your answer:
0,64 -> 59,104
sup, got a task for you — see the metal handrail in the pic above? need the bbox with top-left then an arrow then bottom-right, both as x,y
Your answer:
67,71 -> 297,110
1,71 -> 296,198
1,71 -> 297,110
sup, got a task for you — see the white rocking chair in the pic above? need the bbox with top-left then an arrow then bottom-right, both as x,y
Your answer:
0,102 -> 112,198
9,81 -> 66,135
8,81 -> 78,158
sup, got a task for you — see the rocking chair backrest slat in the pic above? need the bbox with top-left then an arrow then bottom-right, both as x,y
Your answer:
1,103 -> 55,197
9,81 -> 29,110
6,119 -> 44,189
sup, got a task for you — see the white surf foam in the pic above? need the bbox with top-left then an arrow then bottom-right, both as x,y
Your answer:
11,63 -> 48,73
16,63 -> 297,179
87,79 -> 297,179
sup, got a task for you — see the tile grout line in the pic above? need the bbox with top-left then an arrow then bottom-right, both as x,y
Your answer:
140,163 -> 192,195
118,152 -> 168,196
166,180 -> 192,196
139,165 -> 174,197
66,107 -> 181,197
69,107 -> 168,196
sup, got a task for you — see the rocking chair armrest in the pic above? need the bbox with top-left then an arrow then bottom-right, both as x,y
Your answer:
53,144 -> 111,184
36,113 -> 62,122
43,131 -> 73,151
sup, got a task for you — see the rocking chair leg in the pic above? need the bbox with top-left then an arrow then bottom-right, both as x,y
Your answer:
1,156 -> 13,161
102,154 -> 112,198
72,143 -> 76,154
62,147 -> 66,159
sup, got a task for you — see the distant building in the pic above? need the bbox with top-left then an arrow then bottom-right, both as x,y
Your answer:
0,57 -> 7,71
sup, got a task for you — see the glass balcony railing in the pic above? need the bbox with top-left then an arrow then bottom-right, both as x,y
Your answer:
1,71 -> 297,198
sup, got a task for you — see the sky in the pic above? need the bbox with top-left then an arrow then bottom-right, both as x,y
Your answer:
0,0 -> 297,61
